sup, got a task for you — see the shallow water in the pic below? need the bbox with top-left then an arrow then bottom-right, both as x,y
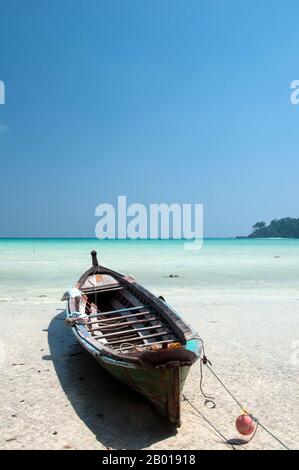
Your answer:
1,238 -> 299,303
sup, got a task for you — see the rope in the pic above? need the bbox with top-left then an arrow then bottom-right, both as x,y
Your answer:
199,339 -> 290,450
119,342 -> 136,353
199,358 -> 216,408
254,421 -> 289,449
182,393 -> 236,450
205,362 -> 244,410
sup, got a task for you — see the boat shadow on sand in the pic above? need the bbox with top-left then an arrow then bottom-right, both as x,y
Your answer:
48,311 -> 176,449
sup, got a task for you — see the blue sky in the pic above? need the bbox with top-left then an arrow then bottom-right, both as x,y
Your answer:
1,0 -> 299,237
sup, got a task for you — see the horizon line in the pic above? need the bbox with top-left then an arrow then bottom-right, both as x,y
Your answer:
0,236 -> 240,240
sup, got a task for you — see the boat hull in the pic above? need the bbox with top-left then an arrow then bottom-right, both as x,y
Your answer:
64,253 -> 201,427
73,328 -> 189,427
99,357 -> 190,427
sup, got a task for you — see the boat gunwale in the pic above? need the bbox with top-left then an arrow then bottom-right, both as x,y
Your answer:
66,263 -> 201,367
77,264 -> 199,342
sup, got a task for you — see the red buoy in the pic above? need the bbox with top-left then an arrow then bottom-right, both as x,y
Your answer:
235,414 -> 256,436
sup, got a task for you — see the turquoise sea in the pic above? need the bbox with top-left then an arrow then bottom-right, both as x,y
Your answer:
1,238 -> 299,303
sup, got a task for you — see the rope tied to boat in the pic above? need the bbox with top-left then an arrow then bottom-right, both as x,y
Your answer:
199,356 -> 216,409
182,393 -> 237,450
184,338 -> 290,450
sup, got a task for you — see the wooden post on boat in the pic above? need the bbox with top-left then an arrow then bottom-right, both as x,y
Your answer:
91,250 -> 99,267
166,362 -> 181,427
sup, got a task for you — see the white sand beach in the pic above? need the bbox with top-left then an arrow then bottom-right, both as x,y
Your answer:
0,239 -> 298,450
0,291 -> 298,450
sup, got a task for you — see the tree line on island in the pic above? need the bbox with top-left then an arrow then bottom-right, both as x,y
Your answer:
245,218 -> 299,238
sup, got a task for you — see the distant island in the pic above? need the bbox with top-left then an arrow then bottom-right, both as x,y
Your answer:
240,217 -> 299,238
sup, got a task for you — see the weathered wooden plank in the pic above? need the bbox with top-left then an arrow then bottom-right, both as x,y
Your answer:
107,331 -> 169,345
86,310 -> 151,324
93,324 -> 165,339
107,333 -> 141,342
115,339 -> 175,351
119,289 -> 143,307
82,286 -> 123,294
89,303 -> 108,344
88,305 -> 145,319
89,304 -> 97,330
166,362 -> 181,426
89,317 -> 157,332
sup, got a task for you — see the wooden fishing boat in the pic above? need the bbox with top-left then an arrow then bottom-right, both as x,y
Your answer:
61,251 -> 201,427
